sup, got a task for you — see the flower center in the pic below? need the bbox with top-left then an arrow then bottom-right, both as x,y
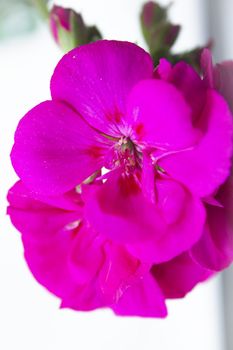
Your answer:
112,137 -> 141,175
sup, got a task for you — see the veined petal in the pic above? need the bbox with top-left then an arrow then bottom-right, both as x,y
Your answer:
11,100 -> 111,195
159,90 -> 233,197
51,40 -> 154,136
126,79 -> 199,149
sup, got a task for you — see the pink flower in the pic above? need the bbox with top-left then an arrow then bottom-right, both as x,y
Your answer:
9,41 -> 233,316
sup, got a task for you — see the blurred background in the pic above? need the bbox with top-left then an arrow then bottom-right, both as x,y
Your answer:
0,1 -> 232,349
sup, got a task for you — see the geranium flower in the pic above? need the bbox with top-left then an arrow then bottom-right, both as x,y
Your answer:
9,41 -> 233,316
7,181 -> 211,317
11,40 -> 233,263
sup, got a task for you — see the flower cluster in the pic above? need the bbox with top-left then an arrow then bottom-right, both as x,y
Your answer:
8,40 -> 233,317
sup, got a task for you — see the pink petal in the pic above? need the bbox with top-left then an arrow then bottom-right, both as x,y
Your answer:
83,174 -> 205,264
155,58 -> 172,81
98,242 -> 141,304
83,173 -> 166,246
191,173 -> 233,270
11,100 -> 111,195
7,182 -> 81,241
8,195 -> 80,298
152,252 -> 212,299
113,273 -> 167,318
60,278 -> 105,311
7,181 -> 82,212
167,61 -> 207,122
22,227 -> 77,299
69,226 -> 104,285
126,79 -> 199,149
7,181 -> 105,311
157,59 -> 207,121
24,226 -> 105,311
159,90 -> 233,196
51,40 -> 154,137
129,178 -> 206,263
191,222 -> 231,271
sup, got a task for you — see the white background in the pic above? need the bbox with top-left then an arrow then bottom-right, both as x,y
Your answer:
0,1 -> 226,349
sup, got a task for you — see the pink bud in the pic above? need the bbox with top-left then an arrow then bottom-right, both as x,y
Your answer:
50,5 -> 71,43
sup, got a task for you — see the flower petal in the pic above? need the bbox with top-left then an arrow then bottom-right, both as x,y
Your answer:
60,278 -> 105,311
11,100 -> 111,195
167,61 -> 207,121
191,173 -> 233,270
7,182 -> 81,298
8,181 -> 105,311
159,90 -> 233,196
128,178 -> 206,263
113,273 -> 167,318
69,226 -> 104,285
83,173 -> 166,246
83,174 -> 205,264
98,242 -> 141,304
126,79 -> 199,149
157,59 -> 207,121
51,40 -> 154,136
152,252 -> 212,299
7,181 -> 82,212
22,227 -> 77,299
7,182 -> 81,240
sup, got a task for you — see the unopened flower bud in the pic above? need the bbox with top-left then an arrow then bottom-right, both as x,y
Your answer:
49,5 -> 102,52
